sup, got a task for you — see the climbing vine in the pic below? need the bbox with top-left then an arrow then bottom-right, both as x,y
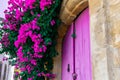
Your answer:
0,0 -> 61,80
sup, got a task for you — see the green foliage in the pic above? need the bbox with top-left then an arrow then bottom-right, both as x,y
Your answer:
0,0 -> 62,80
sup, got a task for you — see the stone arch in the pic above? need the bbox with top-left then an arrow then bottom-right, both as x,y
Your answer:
53,0 -> 89,80
60,0 -> 88,25
58,0 -> 89,55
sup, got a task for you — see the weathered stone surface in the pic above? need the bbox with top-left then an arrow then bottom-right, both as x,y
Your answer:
89,0 -> 120,80
89,0 -> 110,79
108,1 -> 120,80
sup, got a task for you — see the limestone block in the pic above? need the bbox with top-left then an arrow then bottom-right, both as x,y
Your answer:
89,0 -> 110,80
89,0 -> 120,80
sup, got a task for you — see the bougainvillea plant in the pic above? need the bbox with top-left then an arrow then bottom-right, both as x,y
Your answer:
0,0 -> 61,80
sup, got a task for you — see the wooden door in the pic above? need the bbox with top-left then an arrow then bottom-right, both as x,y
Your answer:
62,8 -> 92,80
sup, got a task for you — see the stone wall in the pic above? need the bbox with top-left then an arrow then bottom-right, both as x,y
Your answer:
89,0 -> 120,80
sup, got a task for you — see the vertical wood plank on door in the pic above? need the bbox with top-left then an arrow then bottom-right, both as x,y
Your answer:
75,8 -> 92,80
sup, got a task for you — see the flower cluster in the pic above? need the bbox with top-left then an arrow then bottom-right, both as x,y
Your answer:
0,33 -> 10,47
40,0 -> 53,11
0,0 -> 61,80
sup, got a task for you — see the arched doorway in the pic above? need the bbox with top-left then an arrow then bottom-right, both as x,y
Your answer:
62,8 -> 92,80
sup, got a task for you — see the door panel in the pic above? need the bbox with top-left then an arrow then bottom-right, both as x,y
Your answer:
75,8 -> 92,80
62,25 -> 73,80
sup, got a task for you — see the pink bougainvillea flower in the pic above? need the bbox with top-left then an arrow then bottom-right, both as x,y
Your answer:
31,19 -> 40,30
30,11 -> 34,15
34,53 -> 43,58
37,14 -> 41,17
14,40 -> 20,48
3,25 -> 8,29
0,33 -> 10,47
30,59 -> 37,66
15,72 -> 19,76
42,45 -> 47,52
41,72 -> 45,76
28,77 -> 33,80
17,46 -> 23,57
19,57 -> 28,62
2,57 -> 8,61
15,64 -> 19,69
30,33 -> 43,45
4,13 -> 18,31
25,0 -> 36,9
16,9 -> 23,20
50,20 -> 55,26
16,47 -> 28,62
20,67 -> 26,72
32,43 -> 40,53
46,73 -> 56,78
26,65 -> 33,74
50,74 -> 56,78
26,31 -> 33,37
45,73 -> 51,77
9,24 -> 17,31
40,0 -> 53,11
37,73 -> 41,77
4,10 -> 8,13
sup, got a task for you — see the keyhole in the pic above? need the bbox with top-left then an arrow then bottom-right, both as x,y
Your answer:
67,64 -> 70,72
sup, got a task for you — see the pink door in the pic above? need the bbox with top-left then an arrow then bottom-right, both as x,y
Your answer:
62,8 -> 92,80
